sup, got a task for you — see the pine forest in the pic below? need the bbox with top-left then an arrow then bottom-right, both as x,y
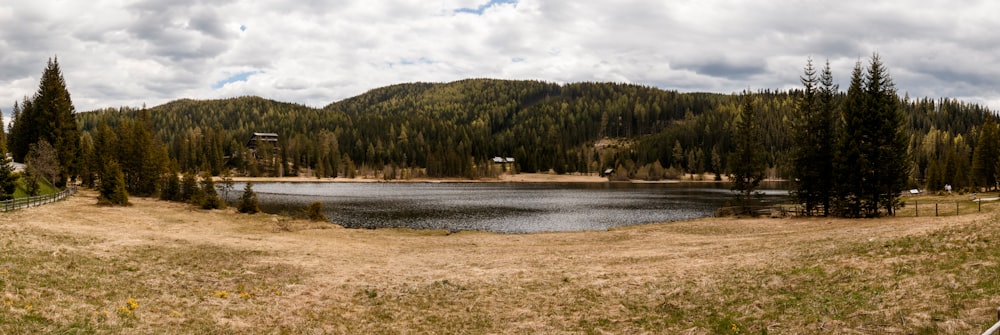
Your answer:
5,56 -> 999,217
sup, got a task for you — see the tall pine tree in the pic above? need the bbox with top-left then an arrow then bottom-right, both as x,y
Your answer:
865,53 -> 909,216
8,57 -> 80,187
791,57 -> 837,216
835,53 -> 908,217
728,91 -> 767,212
971,118 -> 999,190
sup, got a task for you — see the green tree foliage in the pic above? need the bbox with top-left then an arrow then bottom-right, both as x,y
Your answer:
728,91 -> 767,210
8,58 -> 80,187
97,160 -> 130,206
71,79 -> 993,193
834,54 -> 909,217
160,168 -> 181,202
82,109 -> 169,197
791,58 -> 838,216
971,118 -> 999,190
179,172 -> 200,203
0,155 -> 16,201
237,182 -> 260,214
197,171 -> 223,209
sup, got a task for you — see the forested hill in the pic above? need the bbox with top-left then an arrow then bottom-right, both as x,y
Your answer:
76,78 -> 996,190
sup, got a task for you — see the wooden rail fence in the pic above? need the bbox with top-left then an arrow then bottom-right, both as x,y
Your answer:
0,187 -> 76,212
983,307 -> 1000,335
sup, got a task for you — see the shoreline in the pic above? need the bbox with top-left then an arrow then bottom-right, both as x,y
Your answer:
223,172 -> 751,184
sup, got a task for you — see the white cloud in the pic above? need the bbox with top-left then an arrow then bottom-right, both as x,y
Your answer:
2,0 -> 1000,115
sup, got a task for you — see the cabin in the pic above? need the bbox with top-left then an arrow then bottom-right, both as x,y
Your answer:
246,132 -> 279,151
492,157 -> 515,165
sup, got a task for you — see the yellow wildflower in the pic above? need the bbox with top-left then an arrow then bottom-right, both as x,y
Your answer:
214,291 -> 228,298
126,297 -> 139,310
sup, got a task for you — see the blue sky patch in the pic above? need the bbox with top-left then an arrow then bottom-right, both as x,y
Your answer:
455,0 -> 517,15
212,71 -> 258,89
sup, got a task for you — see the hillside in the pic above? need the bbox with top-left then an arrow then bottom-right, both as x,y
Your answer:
76,79 -> 995,189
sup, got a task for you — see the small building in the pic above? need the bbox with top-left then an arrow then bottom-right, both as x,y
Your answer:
246,132 -> 279,150
492,157 -> 515,164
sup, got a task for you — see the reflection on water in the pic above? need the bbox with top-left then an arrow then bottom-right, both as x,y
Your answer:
228,181 -> 790,233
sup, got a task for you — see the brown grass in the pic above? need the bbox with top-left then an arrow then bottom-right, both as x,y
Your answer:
2,190 -> 999,334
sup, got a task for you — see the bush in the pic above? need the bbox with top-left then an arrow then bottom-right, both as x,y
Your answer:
238,182 -> 260,214
304,202 -> 327,222
197,171 -> 223,210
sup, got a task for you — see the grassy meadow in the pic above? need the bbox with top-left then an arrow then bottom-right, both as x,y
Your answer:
1,190 -> 999,334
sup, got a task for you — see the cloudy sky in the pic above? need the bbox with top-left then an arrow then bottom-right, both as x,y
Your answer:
2,0 -> 1000,116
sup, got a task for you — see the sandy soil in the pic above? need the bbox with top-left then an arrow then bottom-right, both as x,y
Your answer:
3,190 -> 997,333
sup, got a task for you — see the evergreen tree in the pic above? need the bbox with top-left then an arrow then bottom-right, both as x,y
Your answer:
791,57 -> 824,215
971,119 -> 998,190
728,91 -> 767,212
97,160 -> 130,206
790,57 -> 831,216
835,61 -> 869,217
237,182 -> 260,214
160,170 -> 181,201
198,171 -> 223,209
0,155 -> 16,201
179,172 -> 200,203
10,58 -> 80,187
835,54 -> 908,217
865,53 -> 908,216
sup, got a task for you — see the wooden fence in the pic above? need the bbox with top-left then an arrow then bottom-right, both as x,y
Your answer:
983,307 -> 1000,335
0,187 -> 76,212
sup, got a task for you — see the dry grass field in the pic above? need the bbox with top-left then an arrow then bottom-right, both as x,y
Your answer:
2,189 -> 999,334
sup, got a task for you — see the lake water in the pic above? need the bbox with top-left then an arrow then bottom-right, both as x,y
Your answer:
229,181 -> 790,233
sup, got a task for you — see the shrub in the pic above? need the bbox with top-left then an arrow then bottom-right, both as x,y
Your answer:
198,171 -> 223,210
238,182 -> 260,214
304,202 -> 327,222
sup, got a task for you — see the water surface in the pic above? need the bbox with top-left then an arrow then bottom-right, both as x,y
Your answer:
233,181 -> 789,233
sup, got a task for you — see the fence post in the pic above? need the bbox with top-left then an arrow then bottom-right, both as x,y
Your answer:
935,203 -> 939,216
915,200 -> 918,217
957,201 -> 959,216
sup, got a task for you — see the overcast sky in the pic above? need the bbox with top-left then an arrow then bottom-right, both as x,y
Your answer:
2,0 -> 1000,117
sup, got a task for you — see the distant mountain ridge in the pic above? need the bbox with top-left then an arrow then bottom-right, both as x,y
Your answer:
76,78 -> 994,185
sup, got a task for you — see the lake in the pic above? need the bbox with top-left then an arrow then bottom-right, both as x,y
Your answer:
228,181 -> 790,233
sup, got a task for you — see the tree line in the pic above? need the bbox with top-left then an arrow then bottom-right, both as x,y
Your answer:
4,60 -> 999,210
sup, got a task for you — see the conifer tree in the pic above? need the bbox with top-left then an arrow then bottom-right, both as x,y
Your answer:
865,53 -> 909,216
834,53 -> 908,217
179,172 -> 200,203
97,160 -> 129,206
791,57 -> 832,215
237,182 -> 260,214
728,91 -> 767,212
835,61 -> 869,217
9,58 -> 80,187
0,155 -> 16,201
971,119 -> 999,190
198,171 -> 223,209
